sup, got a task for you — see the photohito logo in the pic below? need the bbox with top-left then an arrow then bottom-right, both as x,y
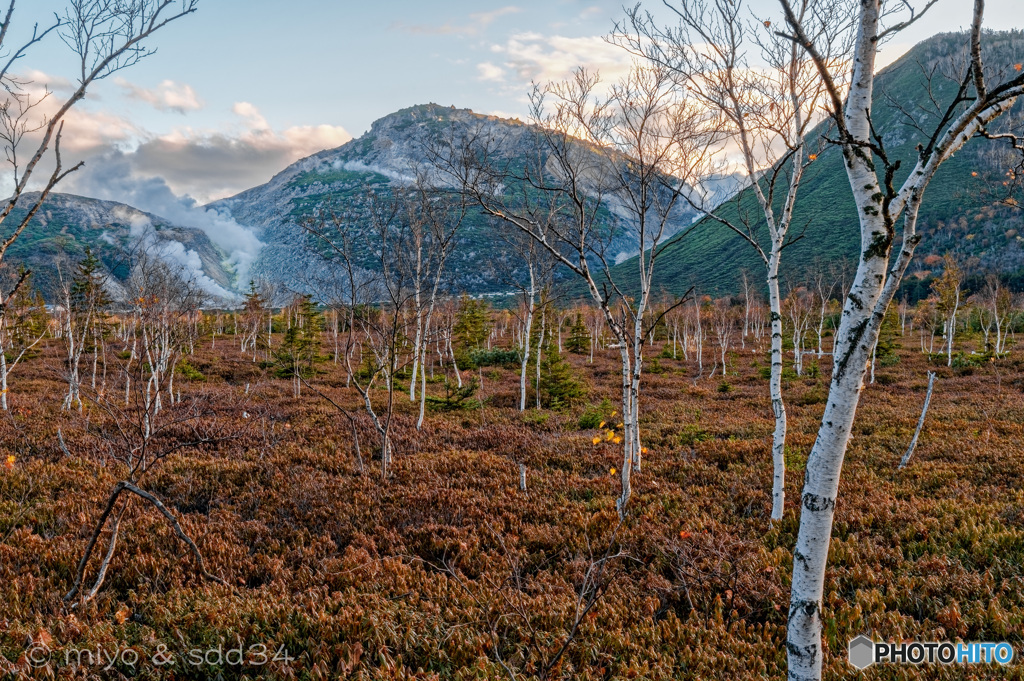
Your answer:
848,635 -> 1015,669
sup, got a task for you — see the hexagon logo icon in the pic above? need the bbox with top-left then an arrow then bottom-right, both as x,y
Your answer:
848,635 -> 875,670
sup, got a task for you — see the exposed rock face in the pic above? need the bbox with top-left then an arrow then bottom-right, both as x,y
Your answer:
7,192 -> 233,299
208,104 -> 701,295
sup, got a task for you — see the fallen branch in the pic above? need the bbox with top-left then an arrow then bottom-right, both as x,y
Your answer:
123,482 -> 226,586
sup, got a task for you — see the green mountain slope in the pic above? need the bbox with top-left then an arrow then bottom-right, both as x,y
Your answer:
610,30 -> 1024,298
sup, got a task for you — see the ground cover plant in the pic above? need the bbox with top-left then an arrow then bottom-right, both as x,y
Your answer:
2,302 -> 1024,680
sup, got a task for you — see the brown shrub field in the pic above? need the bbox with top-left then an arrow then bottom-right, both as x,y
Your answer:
2,333 -> 1024,679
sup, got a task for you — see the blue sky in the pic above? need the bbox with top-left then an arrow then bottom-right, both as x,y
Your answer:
14,0 -> 1024,206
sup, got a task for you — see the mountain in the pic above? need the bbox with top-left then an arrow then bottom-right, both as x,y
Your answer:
6,192 -> 234,299
610,31 -> 1024,299
208,103 -> 702,295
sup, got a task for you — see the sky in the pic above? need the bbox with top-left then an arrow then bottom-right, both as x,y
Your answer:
11,0 -> 1024,209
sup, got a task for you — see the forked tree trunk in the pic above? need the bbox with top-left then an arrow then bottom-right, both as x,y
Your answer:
519,273 -> 535,412
787,253 -> 889,679
785,0 -> 1020,674
617,342 -> 634,516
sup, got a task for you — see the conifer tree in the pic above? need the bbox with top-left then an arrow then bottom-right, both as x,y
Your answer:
565,313 -> 590,355
539,347 -> 585,410
273,294 -> 323,396
453,295 -> 492,357
61,248 -> 110,411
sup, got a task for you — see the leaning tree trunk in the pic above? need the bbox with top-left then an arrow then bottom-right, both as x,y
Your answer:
899,371 -> 936,469
787,247 -> 888,679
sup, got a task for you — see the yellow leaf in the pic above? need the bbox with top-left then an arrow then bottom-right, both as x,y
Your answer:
592,437 -> 601,445
610,468 -> 616,475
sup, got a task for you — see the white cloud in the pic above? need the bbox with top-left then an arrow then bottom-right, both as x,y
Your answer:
477,62 -> 507,82
0,75 -> 138,156
484,32 -> 636,89
22,69 -> 75,95
394,5 -> 521,36
117,78 -> 204,113
7,93 -> 351,290
232,101 -> 269,129
61,102 -> 351,204
11,77 -> 350,204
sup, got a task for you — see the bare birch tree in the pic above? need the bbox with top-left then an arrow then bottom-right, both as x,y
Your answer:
778,1 -> 1024,678
981,273 -> 1013,354
56,248 -> 107,412
438,63 -> 714,515
304,193 -> 416,478
491,228 -> 556,411
0,267 -> 44,409
931,253 -> 962,365
121,253 -> 206,422
399,179 -> 465,429
616,0 -> 853,521
0,0 -> 198,321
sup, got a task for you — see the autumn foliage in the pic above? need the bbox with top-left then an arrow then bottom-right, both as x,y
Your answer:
1,312 -> 1023,679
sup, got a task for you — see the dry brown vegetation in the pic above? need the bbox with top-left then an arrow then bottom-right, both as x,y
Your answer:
2,324 -> 1024,679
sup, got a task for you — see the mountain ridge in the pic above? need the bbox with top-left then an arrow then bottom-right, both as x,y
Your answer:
207,102 -> 705,295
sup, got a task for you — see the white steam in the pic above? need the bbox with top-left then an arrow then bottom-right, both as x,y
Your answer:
339,159 -> 417,185
67,150 -> 264,287
127,214 -> 236,300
